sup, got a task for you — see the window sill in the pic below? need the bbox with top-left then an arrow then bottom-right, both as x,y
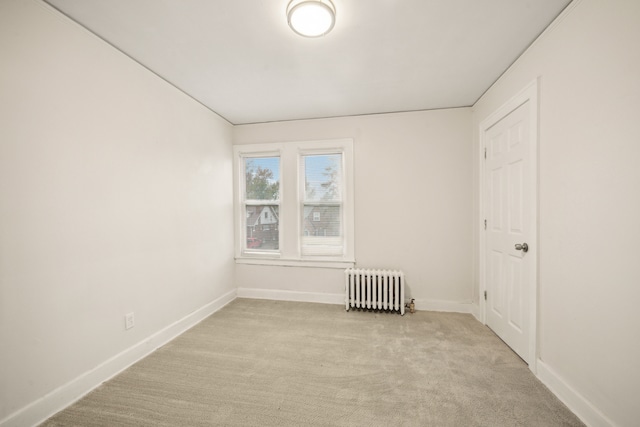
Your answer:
235,257 -> 355,269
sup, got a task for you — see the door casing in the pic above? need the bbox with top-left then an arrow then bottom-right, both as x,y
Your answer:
478,79 -> 539,373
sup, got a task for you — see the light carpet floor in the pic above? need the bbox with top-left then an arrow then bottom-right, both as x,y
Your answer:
41,299 -> 584,426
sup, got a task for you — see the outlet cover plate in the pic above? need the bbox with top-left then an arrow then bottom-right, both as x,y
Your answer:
125,312 -> 135,330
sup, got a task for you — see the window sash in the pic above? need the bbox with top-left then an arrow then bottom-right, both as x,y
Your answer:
243,204 -> 279,253
301,153 -> 343,204
301,202 -> 343,256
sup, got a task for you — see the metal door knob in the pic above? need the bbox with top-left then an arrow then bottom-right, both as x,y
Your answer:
515,243 -> 529,253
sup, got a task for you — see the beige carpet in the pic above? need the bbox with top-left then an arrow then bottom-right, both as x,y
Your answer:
41,299 -> 584,426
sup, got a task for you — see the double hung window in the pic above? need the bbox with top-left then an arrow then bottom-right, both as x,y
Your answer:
242,156 -> 280,252
234,139 -> 354,267
301,153 -> 343,256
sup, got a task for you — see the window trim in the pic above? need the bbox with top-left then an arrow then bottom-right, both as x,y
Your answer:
233,139 -> 354,268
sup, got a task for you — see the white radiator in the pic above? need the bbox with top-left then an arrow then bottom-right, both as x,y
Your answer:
345,268 -> 405,315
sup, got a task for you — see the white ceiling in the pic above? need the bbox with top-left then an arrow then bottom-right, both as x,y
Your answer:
44,0 -> 572,125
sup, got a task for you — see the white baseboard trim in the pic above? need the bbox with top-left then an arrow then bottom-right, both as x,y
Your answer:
0,289 -> 237,427
414,298 -> 474,314
470,303 -> 481,321
237,289 -> 474,315
536,359 -> 615,427
237,287 -> 344,305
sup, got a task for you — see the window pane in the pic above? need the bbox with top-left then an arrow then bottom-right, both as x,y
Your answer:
304,154 -> 341,202
245,157 -> 279,200
246,205 -> 279,250
302,205 -> 342,255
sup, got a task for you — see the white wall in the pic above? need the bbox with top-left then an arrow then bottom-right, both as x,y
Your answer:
472,0 -> 640,425
0,1 -> 234,424
234,109 -> 473,311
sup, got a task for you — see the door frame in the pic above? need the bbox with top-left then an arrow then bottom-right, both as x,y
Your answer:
478,78 -> 539,373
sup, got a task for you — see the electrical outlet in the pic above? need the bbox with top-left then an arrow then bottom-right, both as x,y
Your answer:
125,312 -> 135,330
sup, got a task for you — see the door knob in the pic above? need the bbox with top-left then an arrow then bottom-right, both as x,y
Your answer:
515,243 -> 529,253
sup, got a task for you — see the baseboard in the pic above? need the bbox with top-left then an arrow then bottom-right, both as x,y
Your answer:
237,289 -> 474,315
0,289 -> 237,427
237,287 -> 344,305
413,298 -> 474,314
536,359 -> 615,427
470,302 -> 481,321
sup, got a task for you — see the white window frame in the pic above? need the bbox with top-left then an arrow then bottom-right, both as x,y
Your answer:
233,139 -> 354,269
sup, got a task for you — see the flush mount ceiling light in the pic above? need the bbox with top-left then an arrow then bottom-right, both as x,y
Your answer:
287,0 -> 336,38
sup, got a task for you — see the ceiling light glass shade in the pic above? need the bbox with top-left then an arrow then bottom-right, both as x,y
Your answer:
287,0 -> 336,38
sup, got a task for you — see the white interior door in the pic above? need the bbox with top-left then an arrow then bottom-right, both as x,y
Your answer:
484,100 -> 533,363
